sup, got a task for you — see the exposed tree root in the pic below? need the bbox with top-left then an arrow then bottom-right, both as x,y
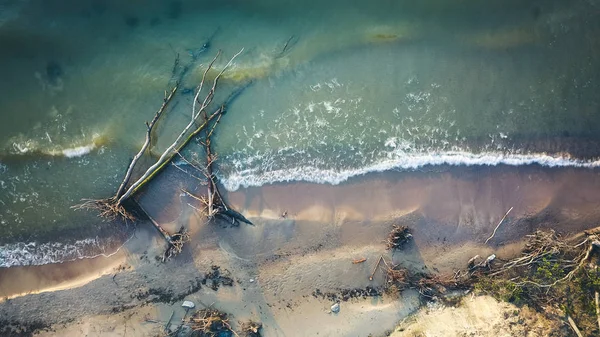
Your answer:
72,198 -> 136,222
386,225 -> 412,250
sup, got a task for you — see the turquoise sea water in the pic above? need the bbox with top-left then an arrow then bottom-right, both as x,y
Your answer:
1,0 -> 600,266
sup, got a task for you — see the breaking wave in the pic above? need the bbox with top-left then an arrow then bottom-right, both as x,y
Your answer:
220,150 -> 600,191
0,236 -> 127,268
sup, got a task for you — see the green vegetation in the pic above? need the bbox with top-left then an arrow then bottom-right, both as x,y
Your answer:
474,230 -> 600,336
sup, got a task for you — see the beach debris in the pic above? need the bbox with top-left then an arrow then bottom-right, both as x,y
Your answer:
187,308 -> 235,336
352,257 -> 367,264
484,207 -> 513,244
369,255 -> 384,281
281,210 -> 288,218
386,225 -> 412,250
467,255 -> 480,270
331,302 -> 340,313
182,301 -> 195,315
483,254 -> 496,268
381,257 -> 409,286
468,254 -> 496,270
202,265 -> 234,291
241,320 -> 262,337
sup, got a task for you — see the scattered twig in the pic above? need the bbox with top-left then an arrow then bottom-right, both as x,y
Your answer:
369,255 -> 384,281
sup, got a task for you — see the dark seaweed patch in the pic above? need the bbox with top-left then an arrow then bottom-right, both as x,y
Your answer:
45,61 -> 63,84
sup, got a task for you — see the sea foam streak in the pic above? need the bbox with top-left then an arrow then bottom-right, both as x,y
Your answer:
55,143 -> 97,158
7,133 -> 104,158
220,150 -> 600,191
0,236 -> 124,268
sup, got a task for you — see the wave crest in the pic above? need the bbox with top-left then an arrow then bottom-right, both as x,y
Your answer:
220,150 -> 600,191
0,236 -> 124,268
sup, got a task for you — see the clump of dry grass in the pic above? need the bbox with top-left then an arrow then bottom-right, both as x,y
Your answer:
187,309 -> 235,336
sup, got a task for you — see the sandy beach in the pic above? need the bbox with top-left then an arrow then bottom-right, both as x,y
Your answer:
0,165 -> 599,336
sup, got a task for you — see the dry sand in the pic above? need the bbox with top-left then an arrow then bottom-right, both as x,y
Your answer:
391,295 -> 561,337
1,166 -> 600,336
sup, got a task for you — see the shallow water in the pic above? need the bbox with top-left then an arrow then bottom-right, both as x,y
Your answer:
1,0 -> 600,266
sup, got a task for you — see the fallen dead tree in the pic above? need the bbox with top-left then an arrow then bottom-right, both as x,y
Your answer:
75,49 -> 249,258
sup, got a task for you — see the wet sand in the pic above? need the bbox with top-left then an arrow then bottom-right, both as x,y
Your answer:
1,165 -> 600,336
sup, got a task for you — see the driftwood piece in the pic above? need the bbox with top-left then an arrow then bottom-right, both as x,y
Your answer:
567,315 -> 584,337
485,206 -> 513,244
369,255 -> 384,281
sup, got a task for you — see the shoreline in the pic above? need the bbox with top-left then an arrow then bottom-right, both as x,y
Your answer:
3,164 -> 600,294
2,164 -> 600,335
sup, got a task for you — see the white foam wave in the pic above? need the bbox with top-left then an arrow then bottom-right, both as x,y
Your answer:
221,151 -> 600,191
0,236 -> 124,268
7,133 -> 102,158
58,143 -> 97,158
